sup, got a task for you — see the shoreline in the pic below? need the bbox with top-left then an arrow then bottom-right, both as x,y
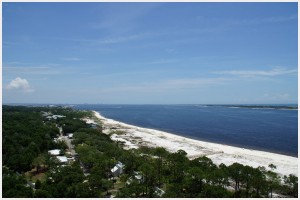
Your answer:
92,111 -> 298,177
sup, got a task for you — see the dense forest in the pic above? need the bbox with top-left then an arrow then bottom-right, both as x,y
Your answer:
2,105 -> 298,198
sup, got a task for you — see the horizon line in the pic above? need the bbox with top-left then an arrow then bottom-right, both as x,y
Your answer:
3,102 -> 298,106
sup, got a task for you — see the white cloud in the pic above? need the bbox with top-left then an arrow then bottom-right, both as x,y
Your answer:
213,67 -> 297,77
165,48 -> 176,53
6,77 -> 34,92
262,14 -> 297,23
89,3 -> 161,34
90,31 -> 167,45
3,64 -> 62,75
146,59 -> 180,65
220,14 -> 297,27
95,34 -> 145,45
97,77 -> 230,93
62,57 -> 81,61
4,66 -> 49,72
163,77 -> 230,89
254,93 -> 294,103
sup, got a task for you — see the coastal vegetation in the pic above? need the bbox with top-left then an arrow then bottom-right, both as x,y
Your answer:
2,105 -> 298,198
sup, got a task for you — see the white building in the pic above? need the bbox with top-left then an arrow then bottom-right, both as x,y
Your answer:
52,115 -> 66,120
56,156 -> 68,164
48,149 -> 61,156
44,114 -> 66,120
154,187 -> 165,197
111,161 -> 125,177
84,120 -> 98,128
41,111 -> 51,117
133,171 -> 143,183
46,116 -> 52,120
126,171 -> 144,185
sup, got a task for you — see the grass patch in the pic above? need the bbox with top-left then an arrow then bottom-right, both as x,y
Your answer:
109,130 -> 125,136
25,171 -> 47,183
31,173 -> 47,182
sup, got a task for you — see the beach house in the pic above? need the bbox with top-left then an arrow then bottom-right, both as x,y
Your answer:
111,161 -> 125,177
126,171 -> 144,185
56,156 -> 68,164
48,149 -> 61,156
154,187 -> 165,197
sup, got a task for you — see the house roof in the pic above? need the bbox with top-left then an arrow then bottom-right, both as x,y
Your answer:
48,149 -> 60,156
117,161 -> 124,167
111,166 -> 119,173
111,161 -> 125,173
155,187 -> 165,196
56,156 -> 68,163
85,120 -> 97,124
133,171 -> 143,181
52,115 -> 66,118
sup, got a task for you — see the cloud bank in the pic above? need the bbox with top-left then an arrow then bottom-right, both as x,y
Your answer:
214,67 -> 297,77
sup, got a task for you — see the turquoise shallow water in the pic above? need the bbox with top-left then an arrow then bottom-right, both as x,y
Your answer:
76,104 -> 297,157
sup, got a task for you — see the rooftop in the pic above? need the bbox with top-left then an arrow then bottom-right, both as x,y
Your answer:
48,149 -> 61,156
56,156 -> 68,163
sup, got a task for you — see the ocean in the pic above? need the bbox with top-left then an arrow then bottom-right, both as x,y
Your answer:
76,104 -> 298,157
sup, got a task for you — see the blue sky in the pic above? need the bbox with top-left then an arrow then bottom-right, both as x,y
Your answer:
3,2 -> 298,104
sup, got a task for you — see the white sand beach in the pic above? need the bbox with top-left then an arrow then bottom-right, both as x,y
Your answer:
92,111 -> 298,177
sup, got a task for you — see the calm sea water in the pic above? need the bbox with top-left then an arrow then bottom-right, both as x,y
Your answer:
75,104 -> 298,157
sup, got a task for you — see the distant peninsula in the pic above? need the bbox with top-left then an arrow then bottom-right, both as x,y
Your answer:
205,105 -> 297,110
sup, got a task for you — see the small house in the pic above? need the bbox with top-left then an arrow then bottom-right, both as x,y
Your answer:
154,187 -> 165,197
85,120 -> 98,129
41,111 -> 51,117
133,171 -> 143,183
46,116 -> 52,121
56,156 -> 68,164
52,115 -> 66,120
89,123 -> 97,129
126,171 -> 144,185
68,133 -> 73,139
67,157 -> 75,164
48,149 -> 61,156
111,161 -> 125,177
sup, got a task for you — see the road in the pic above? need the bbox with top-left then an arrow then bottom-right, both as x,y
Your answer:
58,126 -> 63,137
63,136 -> 76,156
57,126 -> 76,156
